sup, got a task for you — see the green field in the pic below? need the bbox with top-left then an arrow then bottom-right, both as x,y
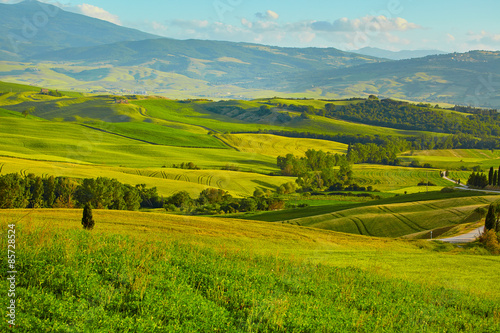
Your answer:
401,149 -> 500,170
1,209 -> 499,331
282,195 -> 498,237
217,133 -> 348,157
354,164 -> 450,192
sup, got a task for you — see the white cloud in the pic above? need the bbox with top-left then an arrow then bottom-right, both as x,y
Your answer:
255,10 -> 279,21
140,12 -> 425,51
75,4 -> 121,25
460,31 -> 500,51
310,15 -> 421,33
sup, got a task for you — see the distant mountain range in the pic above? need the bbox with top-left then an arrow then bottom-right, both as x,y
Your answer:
355,47 -> 447,60
0,0 -> 157,60
1,0 -> 499,107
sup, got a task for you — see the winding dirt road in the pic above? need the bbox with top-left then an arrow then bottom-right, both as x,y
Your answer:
437,226 -> 484,243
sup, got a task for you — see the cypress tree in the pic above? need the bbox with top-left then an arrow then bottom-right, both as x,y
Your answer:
82,203 -> 95,230
498,166 -> 500,186
485,204 -> 496,231
489,167 -> 494,185
493,171 -> 498,188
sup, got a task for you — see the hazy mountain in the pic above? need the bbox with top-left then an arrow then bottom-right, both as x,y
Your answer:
0,0 -> 158,60
0,0 -> 384,85
30,38 -> 385,84
1,1 -> 499,107
283,51 -> 500,108
355,47 -> 447,60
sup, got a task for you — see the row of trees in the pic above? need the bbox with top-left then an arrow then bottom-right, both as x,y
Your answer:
323,99 -> 500,137
470,166 -> 500,189
164,187 -> 286,215
0,173 -> 163,210
487,166 -> 500,186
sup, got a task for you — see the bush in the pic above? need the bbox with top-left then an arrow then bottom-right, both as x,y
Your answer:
478,230 -> 500,255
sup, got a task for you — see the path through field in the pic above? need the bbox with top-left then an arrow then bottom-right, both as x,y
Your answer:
442,174 -> 500,194
438,227 -> 484,243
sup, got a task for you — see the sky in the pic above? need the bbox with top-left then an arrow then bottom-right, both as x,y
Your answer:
3,0 -> 500,52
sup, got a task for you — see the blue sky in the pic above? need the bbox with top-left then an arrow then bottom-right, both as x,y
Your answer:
4,0 -> 500,52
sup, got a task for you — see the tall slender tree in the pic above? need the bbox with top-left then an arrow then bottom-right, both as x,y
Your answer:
488,167 -> 494,185
82,203 -> 95,230
485,204 -> 496,231
493,171 -> 498,188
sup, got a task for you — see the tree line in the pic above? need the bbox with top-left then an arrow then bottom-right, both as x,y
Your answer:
468,166 -> 500,189
0,173 -> 163,210
164,187 -> 287,215
323,99 -> 500,138
234,129 -> 500,156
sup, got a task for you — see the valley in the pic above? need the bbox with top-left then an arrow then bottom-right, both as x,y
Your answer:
1,1 -> 500,331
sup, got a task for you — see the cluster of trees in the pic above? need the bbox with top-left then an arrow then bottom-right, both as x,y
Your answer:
467,172 -> 488,188
172,162 -> 200,170
346,140 -> 406,165
481,204 -> 500,254
164,187 -> 285,215
487,166 -> 500,186
468,166 -> 500,189
277,149 -> 353,192
0,173 -> 163,210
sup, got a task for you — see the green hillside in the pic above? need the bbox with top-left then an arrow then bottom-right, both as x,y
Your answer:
2,83 -> 500,240
1,209 -> 499,331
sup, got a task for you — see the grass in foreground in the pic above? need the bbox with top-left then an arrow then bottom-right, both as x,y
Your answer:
1,209 -> 499,332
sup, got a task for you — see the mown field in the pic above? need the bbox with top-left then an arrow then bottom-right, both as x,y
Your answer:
401,149 -> 500,170
353,164 -> 450,192
232,190 -> 498,236
217,133 -> 348,157
282,195 -> 498,237
0,156 -> 293,198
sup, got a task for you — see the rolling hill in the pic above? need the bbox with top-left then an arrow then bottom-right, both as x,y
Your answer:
355,47 -> 447,60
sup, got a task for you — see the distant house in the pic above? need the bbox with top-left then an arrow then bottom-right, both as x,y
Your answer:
114,98 -> 129,104
40,89 -> 49,94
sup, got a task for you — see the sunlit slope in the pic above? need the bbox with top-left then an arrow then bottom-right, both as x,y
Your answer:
401,149 -> 500,170
217,133 -> 348,157
0,110 -> 278,172
0,155 -> 293,197
284,196 -> 498,237
353,165 -> 451,192
2,208 -> 500,301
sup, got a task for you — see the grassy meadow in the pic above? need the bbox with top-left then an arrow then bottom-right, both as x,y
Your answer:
1,209 -> 499,331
